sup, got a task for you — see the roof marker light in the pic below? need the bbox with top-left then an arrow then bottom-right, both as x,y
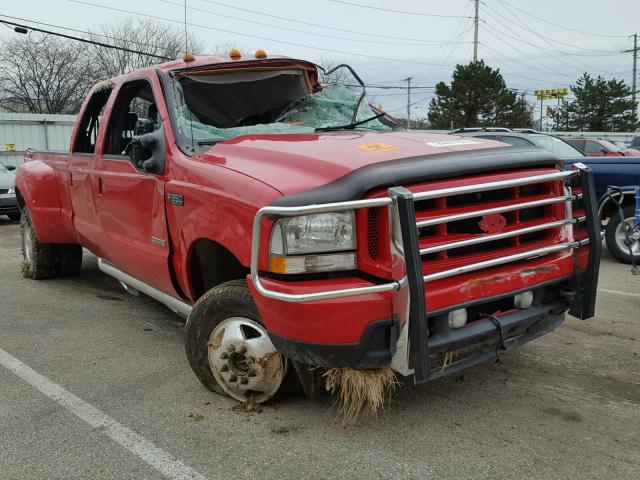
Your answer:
255,49 -> 267,59
182,52 -> 195,63
230,49 -> 241,60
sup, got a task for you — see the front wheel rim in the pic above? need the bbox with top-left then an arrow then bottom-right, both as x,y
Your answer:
208,317 -> 286,403
614,217 -> 640,256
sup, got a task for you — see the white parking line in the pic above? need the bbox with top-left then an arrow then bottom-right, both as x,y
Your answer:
0,347 -> 207,480
599,288 -> 640,298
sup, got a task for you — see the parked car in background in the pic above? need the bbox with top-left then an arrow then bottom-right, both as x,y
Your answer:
453,129 -> 640,264
450,127 -> 512,134
452,130 -> 585,160
565,138 -> 640,157
610,140 -> 632,150
0,161 -> 19,221
563,155 -> 640,264
512,128 -> 539,134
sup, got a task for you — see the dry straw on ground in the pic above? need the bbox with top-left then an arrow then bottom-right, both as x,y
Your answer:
324,367 -> 397,423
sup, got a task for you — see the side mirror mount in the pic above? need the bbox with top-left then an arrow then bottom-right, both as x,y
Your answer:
128,125 -> 166,174
6,164 -> 16,171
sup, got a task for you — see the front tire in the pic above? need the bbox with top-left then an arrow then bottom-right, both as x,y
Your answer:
605,205 -> 640,264
20,209 -> 83,279
184,279 -> 288,403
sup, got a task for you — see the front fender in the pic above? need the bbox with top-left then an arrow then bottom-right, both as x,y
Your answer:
15,160 -> 78,244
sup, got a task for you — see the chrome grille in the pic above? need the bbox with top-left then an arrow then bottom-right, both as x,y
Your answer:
400,170 -> 584,280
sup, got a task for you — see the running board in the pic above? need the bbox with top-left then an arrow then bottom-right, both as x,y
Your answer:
97,258 -> 193,318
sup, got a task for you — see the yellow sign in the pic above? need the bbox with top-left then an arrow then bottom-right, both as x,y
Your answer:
5,144 -> 15,152
357,143 -> 399,153
534,88 -> 568,100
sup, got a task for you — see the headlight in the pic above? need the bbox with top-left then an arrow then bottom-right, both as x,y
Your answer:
269,212 -> 357,274
271,212 -> 355,255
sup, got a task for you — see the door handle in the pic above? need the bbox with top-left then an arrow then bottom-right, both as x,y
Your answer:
93,176 -> 103,195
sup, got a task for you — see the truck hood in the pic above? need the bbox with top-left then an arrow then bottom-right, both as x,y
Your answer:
0,170 -> 16,189
198,131 -> 507,196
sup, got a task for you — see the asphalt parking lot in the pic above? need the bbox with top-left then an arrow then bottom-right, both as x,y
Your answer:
1,217 -> 639,480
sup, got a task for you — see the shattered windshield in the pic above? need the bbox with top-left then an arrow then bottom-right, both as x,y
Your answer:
172,69 -> 390,146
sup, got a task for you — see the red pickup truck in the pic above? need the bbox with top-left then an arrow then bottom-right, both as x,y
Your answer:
15,52 -> 601,404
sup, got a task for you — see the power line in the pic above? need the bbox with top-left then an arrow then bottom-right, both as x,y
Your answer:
482,3 -> 622,56
0,14 -> 174,51
480,43 -> 572,86
482,23 -> 577,79
487,2 -> 602,73
199,0 -> 471,44
68,0 -> 464,67
496,0 -> 628,39
416,3 -> 475,86
481,21 -> 620,80
159,0 -> 451,46
326,0 -> 471,18
0,18 -> 171,59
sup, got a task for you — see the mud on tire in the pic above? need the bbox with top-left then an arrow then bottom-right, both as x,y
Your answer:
184,279 -> 292,402
20,208 -> 83,279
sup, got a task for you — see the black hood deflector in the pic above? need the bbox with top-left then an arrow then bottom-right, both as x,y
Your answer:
271,146 -> 561,207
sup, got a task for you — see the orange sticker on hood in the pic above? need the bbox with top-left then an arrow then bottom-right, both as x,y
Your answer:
357,143 -> 399,153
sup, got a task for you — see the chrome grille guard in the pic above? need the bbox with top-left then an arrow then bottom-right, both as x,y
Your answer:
250,163 -> 601,381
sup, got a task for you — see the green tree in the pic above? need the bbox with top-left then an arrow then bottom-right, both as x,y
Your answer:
428,61 -> 533,129
550,73 -> 637,131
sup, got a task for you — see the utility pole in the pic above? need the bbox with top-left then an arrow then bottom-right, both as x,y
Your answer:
624,33 -> 638,116
539,97 -> 543,131
473,0 -> 479,62
404,77 -> 412,130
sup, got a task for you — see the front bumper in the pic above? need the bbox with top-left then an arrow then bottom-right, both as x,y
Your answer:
267,283 -> 569,373
250,164 -> 601,382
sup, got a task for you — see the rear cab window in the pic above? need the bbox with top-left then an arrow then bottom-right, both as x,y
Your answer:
73,87 -> 113,154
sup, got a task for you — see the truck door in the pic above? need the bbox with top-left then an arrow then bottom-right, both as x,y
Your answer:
94,78 -> 178,296
68,88 -> 113,255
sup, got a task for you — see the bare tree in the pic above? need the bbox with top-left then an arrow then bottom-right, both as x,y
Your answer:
318,57 -> 352,85
0,18 -> 207,114
0,34 -> 95,114
209,42 -> 246,56
88,18 -> 205,78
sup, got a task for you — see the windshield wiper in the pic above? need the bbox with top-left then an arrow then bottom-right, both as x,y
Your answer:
315,111 -> 387,132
